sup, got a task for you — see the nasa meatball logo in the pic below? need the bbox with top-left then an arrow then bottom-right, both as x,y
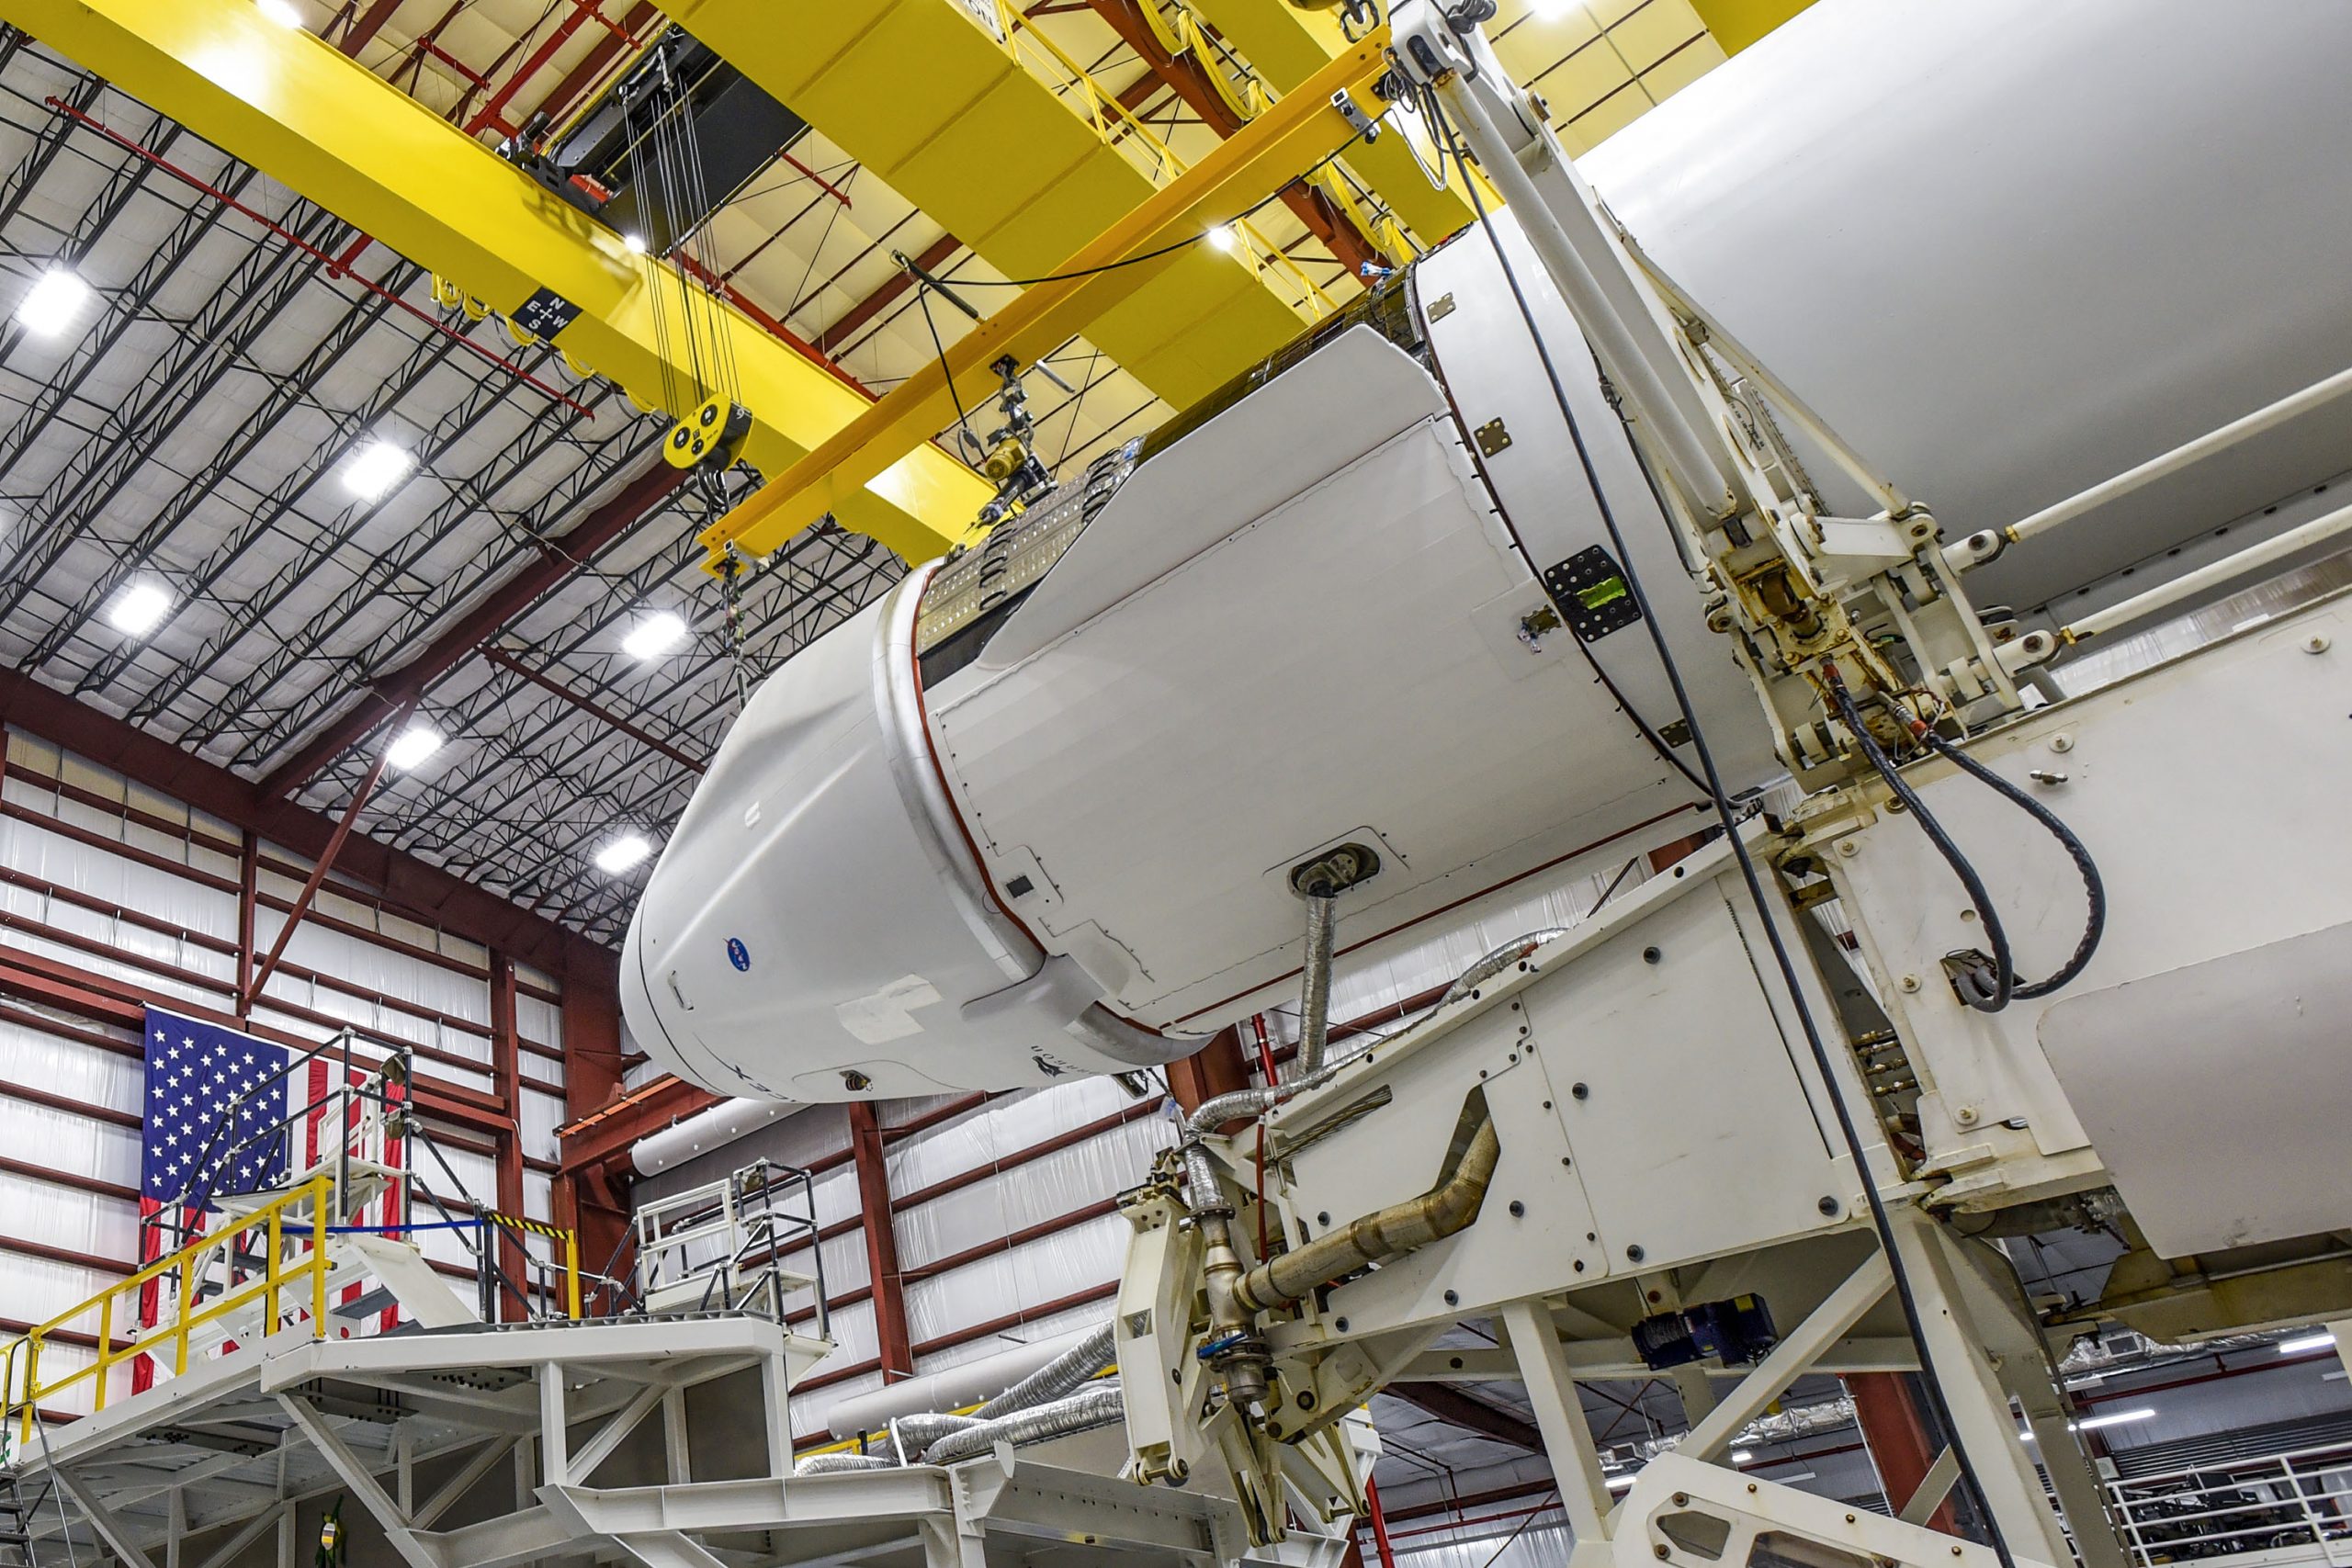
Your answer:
726,938 -> 752,973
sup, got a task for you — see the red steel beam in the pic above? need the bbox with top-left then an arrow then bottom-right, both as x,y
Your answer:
341,0 -> 407,56
479,646 -> 705,775
0,944 -> 510,1134
1389,1381 -> 1544,1451
0,676 -> 607,981
490,952 -> 531,1317
243,702 -> 411,1009
818,233 -> 964,356
258,461 -> 690,801
1081,0 -> 1385,278
556,969 -> 632,1275
1165,1022 -> 1250,1121
533,0 -> 659,132
850,1100 -> 917,1381
1845,1373 -> 1961,1532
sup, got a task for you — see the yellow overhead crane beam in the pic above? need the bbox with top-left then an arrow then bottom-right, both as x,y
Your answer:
697,33 -> 1392,570
1184,0 -> 1479,246
1186,0 -> 1820,243
0,0 -> 990,564
651,0 -> 1357,418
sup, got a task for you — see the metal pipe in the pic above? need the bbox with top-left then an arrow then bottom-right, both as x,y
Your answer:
1233,1116 -> 1501,1313
2010,363 -> 2352,547
2060,497 -> 2352,643
1295,891 -> 1338,1079
919,1384 -> 1125,1466
630,1096 -> 797,1177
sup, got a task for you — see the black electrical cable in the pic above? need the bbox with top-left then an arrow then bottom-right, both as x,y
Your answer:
1830,675 -> 2107,1005
1917,728 -> 2106,998
1418,81 -> 2028,1568
1826,674 -> 2015,1013
915,279 -> 986,468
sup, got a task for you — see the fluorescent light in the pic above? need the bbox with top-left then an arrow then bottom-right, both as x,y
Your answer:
2278,1331 -> 2338,1356
1605,1473 -> 1637,1493
343,439 -> 414,502
255,0 -> 304,25
384,724 -> 443,772
17,266 -> 92,338
105,580 -> 173,636
622,610 -> 688,661
595,834 -> 651,874
623,231 -> 648,255
1730,1450 -> 1754,1463
2073,1408 -> 2155,1433
1205,224 -> 1237,254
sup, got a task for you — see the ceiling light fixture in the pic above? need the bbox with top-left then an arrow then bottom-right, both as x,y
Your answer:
385,724 -> 444,772
106,580 -> 173,636
623,231 -> 649,255
17,266 -> 93,338
2278,1331 -> 2338,1356
2072,1407 -> 2156,1433
623,610 -> 689,660
1605,1473 -> 1637,1493
1205,224 -> 1238,254
595,834 -> 652,874
343,439 -> 415,502
1730,1450 -> 1754,1464
1531,0 -> 1585,19
256,0 -> 305,25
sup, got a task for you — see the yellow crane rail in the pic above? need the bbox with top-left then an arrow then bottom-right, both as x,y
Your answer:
698,30 -> 1392,570
0,0 -> 990,563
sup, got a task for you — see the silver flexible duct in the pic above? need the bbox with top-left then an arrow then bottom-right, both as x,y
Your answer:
1184,1055 -> 1346,1140
796,1452 -> 901,1474
1634,1394 -> 1858,1462
1295,891 -> 1339,1078
1441,929 -> 1573,1007
977,1321 -> 1117,1418
889,1411 -> 981,1460
920,1384 -> 1126,1466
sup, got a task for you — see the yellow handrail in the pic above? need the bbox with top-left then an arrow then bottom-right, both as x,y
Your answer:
479,1210 -> 584,1323
4,1173 -> 332,1444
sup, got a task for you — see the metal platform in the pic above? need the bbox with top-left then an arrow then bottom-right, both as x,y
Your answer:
4,1313 -> 1326,1568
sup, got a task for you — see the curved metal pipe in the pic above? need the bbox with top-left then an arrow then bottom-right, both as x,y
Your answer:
920,1384 -> 1126,1466
1233,1116 -> 1501,1313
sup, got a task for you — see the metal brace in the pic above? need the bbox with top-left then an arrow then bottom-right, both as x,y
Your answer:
1330,90 -> 1382,144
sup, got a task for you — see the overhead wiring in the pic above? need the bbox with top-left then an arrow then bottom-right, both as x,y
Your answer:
1416,76 -> 2027,1568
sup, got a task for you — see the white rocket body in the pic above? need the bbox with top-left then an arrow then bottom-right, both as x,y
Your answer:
623,0 -> 2352,1100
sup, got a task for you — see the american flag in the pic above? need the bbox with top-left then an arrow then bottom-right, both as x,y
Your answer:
141,1007 -> 291,1208
129,1010 -> 409,1387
